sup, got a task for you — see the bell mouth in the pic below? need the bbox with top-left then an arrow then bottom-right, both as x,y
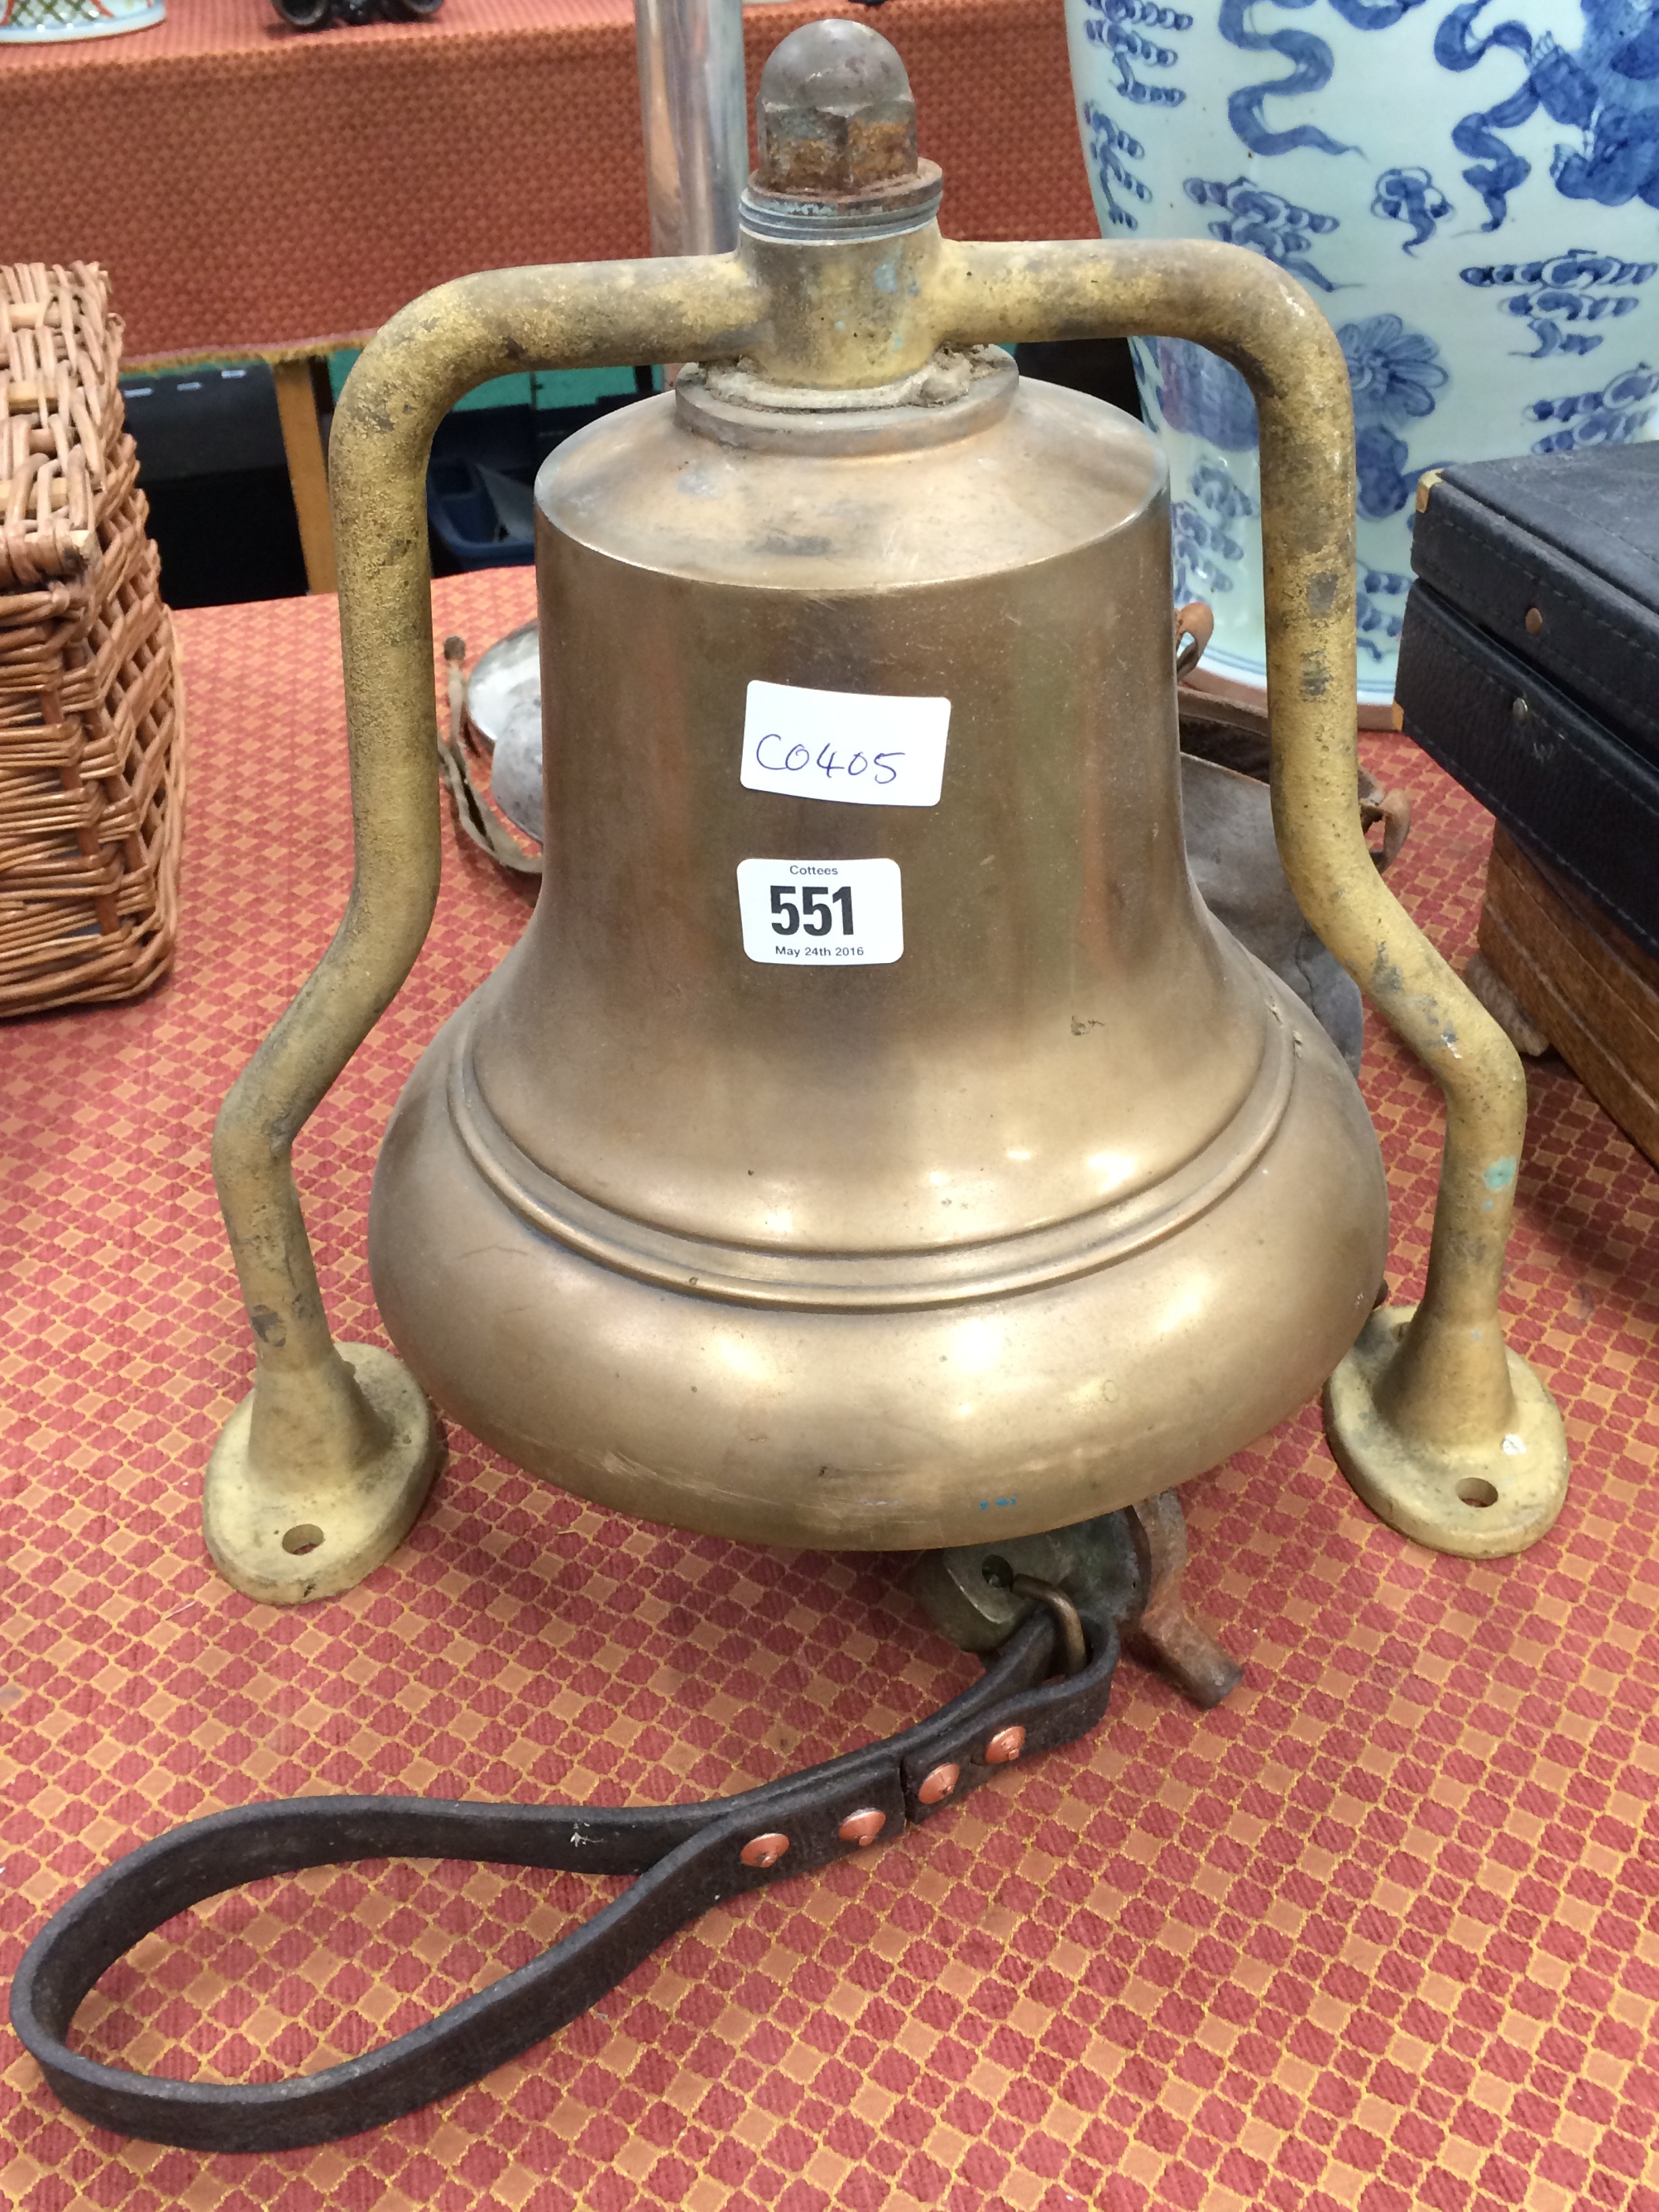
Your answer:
674,345 -> 1017,457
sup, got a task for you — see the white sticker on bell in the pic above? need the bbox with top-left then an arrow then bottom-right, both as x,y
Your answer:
741,680 -> 950,807
737,857 -> 903,965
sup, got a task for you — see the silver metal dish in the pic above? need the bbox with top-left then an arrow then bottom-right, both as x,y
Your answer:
463,621 -> 543,842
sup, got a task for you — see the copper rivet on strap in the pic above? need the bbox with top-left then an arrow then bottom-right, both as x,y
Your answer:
838,1809 -> 886,1848
916,1762 -> 960,1805
985,1725 -> 1026,1765
1525,606 -> 1544,635
741,1832 -> 790,1868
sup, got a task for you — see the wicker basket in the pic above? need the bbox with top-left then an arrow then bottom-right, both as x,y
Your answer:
1,260 -> 184,1017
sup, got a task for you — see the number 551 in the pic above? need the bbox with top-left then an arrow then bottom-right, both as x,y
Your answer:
771,883 -> 854,938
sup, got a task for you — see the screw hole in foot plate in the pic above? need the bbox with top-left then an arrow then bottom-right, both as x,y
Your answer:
282,1524 -> 325,1555
1456,1479 -> 1498,1509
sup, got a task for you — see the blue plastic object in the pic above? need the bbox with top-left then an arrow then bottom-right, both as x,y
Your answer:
424,388 -> 649,572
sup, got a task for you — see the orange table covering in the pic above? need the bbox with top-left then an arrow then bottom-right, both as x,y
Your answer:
0,0 -> 1094,365
3,568 -> 1657,2211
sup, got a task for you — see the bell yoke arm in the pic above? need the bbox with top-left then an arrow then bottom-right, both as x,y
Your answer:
938,239 -> 1532,1464
211,255 -> 765,1393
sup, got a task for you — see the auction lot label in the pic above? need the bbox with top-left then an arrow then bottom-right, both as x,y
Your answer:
736,858 -> 903,965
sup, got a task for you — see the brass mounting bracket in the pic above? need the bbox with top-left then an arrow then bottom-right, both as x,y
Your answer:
204,33 -> 1565,1599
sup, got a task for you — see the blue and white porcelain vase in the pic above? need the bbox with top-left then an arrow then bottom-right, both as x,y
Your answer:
1065,0 -> 1659,704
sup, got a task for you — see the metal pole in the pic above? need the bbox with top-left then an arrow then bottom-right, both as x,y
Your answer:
634,0 -> 748,259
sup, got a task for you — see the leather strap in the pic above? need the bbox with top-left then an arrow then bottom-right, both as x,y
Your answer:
11,1603 -> 1118,2155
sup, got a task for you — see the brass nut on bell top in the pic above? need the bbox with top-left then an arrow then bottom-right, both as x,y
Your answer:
754,18 -> 919,196
741,1832 -> 791,1869
984,1725 -> 1026,1765
837,1809 -> 887,1848
916,1763 -> 960,1805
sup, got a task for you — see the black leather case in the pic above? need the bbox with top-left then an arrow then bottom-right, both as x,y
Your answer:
1397,445 -> 1659,963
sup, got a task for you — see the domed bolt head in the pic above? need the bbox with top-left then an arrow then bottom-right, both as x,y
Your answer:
984,1725 -> 1026,1765
741,1831 -> 791,1869
916,1762 -> 960,1805
755,18 -> 919,197
837,1808 -> 887,1849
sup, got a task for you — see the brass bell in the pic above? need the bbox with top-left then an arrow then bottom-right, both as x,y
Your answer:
203,20 -> 1568,1604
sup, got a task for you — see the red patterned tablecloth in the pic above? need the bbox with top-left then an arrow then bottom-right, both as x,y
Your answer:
2,569 -> 1657,2212
0,0 -> 1094,365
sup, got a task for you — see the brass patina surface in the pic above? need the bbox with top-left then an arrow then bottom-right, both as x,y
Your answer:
370,356 -> 1385,1548
205,21 -> 1566,1599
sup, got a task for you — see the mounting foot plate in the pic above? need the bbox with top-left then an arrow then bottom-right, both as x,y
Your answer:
204,1343 -> 443,1604
1325,1306 -> 1568,1559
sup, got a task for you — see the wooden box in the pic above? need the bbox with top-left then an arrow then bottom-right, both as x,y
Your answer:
1478,825 -> 1659,1168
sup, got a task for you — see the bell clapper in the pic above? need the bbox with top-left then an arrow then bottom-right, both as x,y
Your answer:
912,1492 -> 1242,1711
1119,1491 -> 1244,1709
